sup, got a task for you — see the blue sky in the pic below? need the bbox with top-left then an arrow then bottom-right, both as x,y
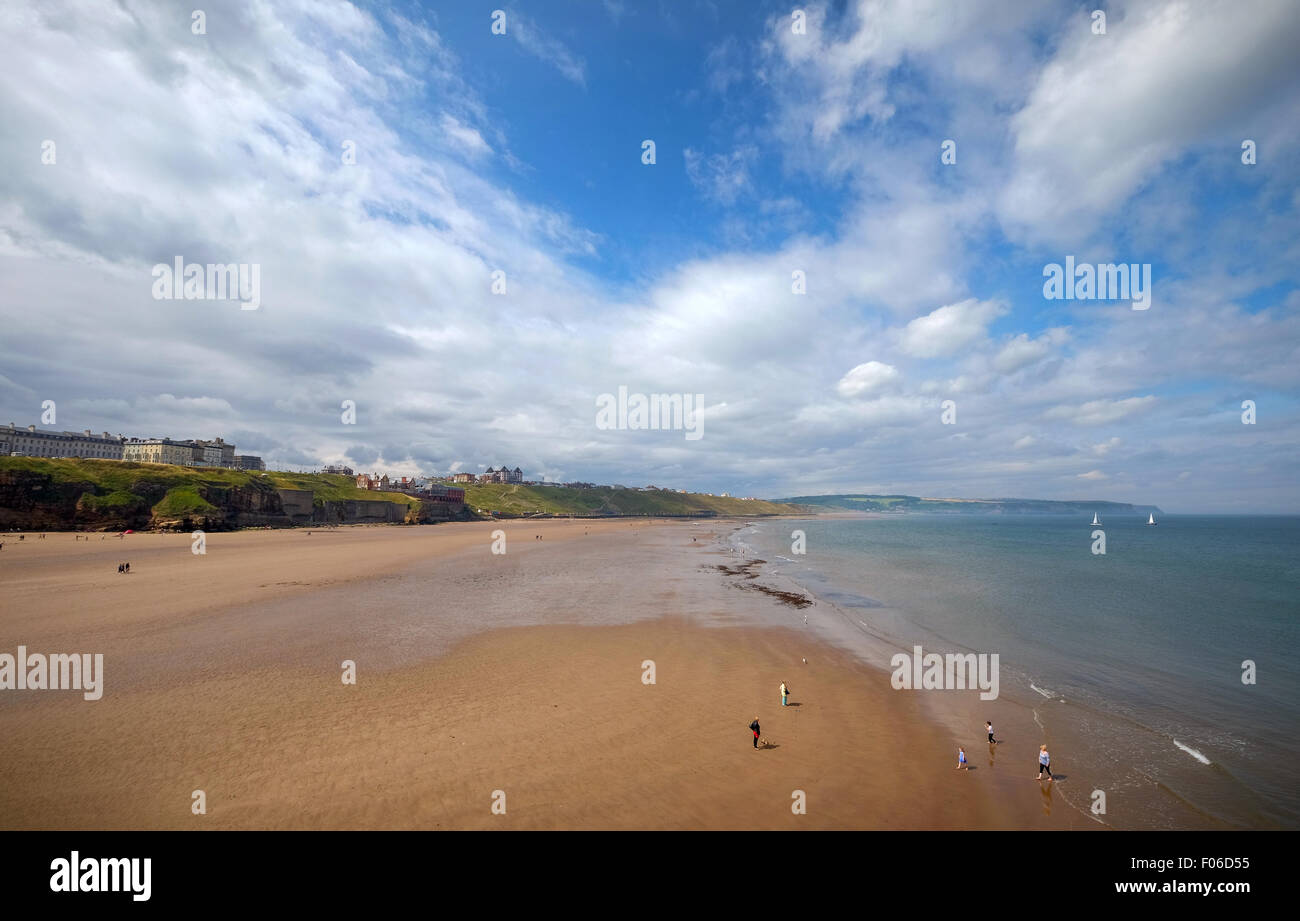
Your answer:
400,1 -> 862,279
1,0 -> 1298,511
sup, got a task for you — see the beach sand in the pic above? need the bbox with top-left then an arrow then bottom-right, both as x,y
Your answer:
0,521 -> 1087,829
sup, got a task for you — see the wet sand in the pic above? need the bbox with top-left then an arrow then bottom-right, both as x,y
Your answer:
0,520 -> 1086,829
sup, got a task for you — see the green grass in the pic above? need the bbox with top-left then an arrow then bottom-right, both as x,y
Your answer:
265,471 -> 416,506
454,482 -> 804,517
77,489 -> 146,512
0,457 -> 418,515
2,457 -> 805,523
151,486 -> 219,519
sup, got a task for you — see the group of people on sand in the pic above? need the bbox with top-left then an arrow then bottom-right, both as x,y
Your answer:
747,682 -> 794,749
116,562 -> 131,574
749,689 -> 1058,783
956,721 -> 1054,781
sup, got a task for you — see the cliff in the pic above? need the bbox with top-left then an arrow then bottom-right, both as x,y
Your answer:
0,458 -> 448,531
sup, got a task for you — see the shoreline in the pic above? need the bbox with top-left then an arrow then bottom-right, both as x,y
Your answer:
716,522 -> 1108,829
722,517 -> 1252,830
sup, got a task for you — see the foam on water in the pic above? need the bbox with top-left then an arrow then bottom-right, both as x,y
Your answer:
1174,740 -> 1212,765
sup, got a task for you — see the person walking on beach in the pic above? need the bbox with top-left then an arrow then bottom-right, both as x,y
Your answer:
957,747 -> 969,770
987,721 -> 997,744
124,562 -> 130,574
749,717 -> 761,749
1037,744 -> 1053,781
780,682 -> 790,706
117,563 -> 124,574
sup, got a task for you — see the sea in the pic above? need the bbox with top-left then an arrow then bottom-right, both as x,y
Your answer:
733,513 -> 1300,829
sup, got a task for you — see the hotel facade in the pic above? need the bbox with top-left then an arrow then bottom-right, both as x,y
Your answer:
4,422 -> 255,473
1,424 -> 125,460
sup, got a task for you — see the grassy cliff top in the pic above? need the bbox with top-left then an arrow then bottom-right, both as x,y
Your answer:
0,458 -> 805,518
453,482 -> 804,517
0,457 -> 417,506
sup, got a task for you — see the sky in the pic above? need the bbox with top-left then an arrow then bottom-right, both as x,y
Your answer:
1,0 -> 1298,512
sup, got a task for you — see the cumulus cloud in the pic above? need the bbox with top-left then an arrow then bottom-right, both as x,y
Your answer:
0,0 -> 1295,511
897,299 -> 1006,358
993,329 -> 1066,374
836,361 -> 900,397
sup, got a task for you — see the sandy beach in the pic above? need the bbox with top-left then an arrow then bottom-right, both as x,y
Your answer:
0,520 -> 1087,829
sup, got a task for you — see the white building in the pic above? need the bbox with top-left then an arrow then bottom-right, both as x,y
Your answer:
122,438 -> 196,466
1,424 -> 124,460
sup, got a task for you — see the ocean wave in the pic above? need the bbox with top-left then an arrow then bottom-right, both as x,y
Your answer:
1173,740 -> 1212,764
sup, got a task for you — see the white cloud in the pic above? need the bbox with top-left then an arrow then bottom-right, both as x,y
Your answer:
440,113 -> 492,158
510,14 -> 587,86
1045,397 -> 1158,426
897,299 -> 1005,359
796,394 -> 927,427
1000,0 -> 1300,241
836,361 -> 899,397
992,329 -> 1065,374
683,146 -> 758,205
0,0 -> 1296,512
768,0 -> 1046,141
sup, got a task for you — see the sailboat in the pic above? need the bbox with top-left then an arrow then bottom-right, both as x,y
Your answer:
1091,512 -> 1101,526
1147,513 -> 1156,526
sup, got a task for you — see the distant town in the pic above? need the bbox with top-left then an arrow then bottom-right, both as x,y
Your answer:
338,465 -> 753,499
2,422 -> 761,500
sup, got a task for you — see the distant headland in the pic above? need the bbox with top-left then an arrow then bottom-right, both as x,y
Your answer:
782,494 -> 1163,515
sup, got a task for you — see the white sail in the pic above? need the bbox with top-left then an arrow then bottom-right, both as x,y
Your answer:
1091,513 -> 1100,526
1148,513 -> 1155,525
